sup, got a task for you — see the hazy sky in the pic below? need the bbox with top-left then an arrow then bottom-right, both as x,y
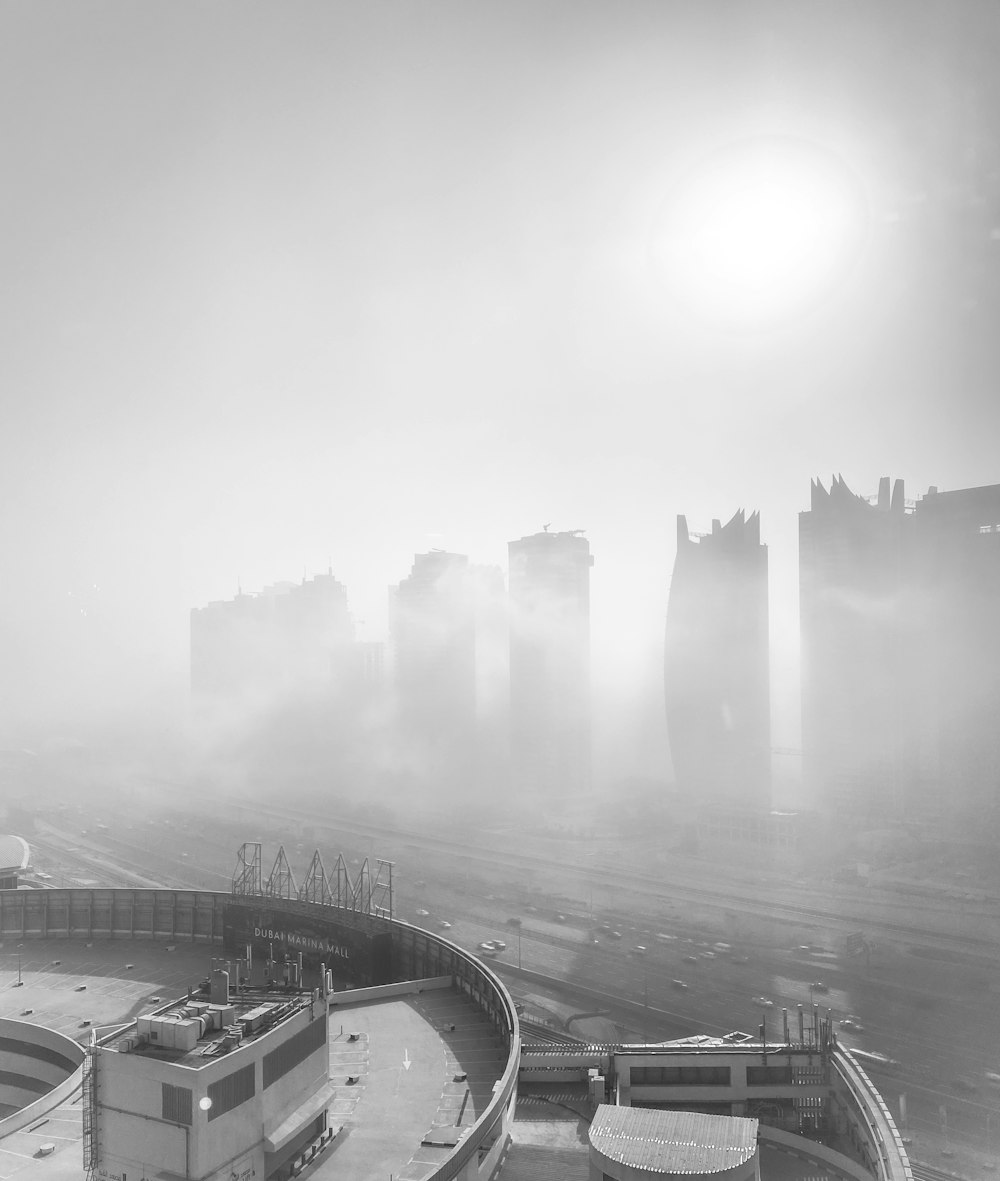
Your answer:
3,2 -> 1000,773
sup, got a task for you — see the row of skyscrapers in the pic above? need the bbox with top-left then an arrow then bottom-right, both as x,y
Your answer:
191,478 -> 1000,829
191,530 -> 593,799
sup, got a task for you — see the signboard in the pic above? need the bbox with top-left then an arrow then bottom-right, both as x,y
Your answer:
222,903 -> 393,986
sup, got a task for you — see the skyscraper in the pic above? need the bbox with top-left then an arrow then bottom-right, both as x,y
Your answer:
907,482 -> 1000,825
508,529 -> 593,799
664,510 -> 771,812
390,551 -> 477,786
799,475 -> 911,818
190,571 -> 356,709
799,475 -> 1000,828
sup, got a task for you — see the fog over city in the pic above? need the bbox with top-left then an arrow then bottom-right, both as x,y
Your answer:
2,1 -> 999,798
3,5 -> 1000,1175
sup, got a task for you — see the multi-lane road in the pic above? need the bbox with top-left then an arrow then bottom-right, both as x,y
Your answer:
25,792 -> 1000,1174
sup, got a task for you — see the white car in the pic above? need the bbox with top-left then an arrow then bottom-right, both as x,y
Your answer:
752,996 -> 774,1007
438,920 -> 452,930
416,908 -> 429,916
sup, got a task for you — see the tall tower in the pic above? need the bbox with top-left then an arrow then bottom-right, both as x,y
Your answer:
664,510 -> 771,811
390,551 -> 477,786
799,476 -> 912,818
508,529 -> 593,800
908,482 -> 1000,826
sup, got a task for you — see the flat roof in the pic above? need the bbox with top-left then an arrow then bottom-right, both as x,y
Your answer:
115,990 -> 315,1066
1,939 -> 506,1181
589,1106 -> 758,1175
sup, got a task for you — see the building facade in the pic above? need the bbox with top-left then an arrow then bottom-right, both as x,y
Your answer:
508,530 -> 593,800
190,572 -> 356,708
389,551 -> 478,788
799,475 -> 1000,826
89,984 -> 331,1181
664,510 -> 771,812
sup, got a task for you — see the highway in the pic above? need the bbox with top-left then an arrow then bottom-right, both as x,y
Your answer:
24,792 -> 1000,1175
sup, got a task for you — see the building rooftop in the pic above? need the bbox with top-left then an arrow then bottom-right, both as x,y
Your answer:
0,835 -> 30,873
1,940 -> 506,1181
113,987 -> 316,1065
589,1105 -> 758,1175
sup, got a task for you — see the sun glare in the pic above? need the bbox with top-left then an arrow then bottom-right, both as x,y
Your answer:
651,137 -> 868,329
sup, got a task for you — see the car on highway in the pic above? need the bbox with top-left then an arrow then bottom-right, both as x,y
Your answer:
632,945 -> 648,956
671,979 -> 689,990
752,996 -> 774,1007
986,1071 -> 1000,1087
839,1018 -> 864,1032
416,908 -> 430,916
682,954 -> 698,963
506,917 -> 522,926
438,920 -> 452,929
655,932 -> 676,943
810,981 -> 829,992
730,955 -> 750,965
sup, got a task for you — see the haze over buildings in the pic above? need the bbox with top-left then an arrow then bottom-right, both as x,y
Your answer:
800,475 -> 1000,831
664,510 -> 770,814
508,529 -> 594,799
2,2 -> 1000,822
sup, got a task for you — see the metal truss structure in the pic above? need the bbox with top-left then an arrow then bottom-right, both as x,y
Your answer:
231,842 -> 393,920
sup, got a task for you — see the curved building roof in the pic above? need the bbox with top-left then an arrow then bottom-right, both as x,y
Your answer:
589,1106 -> 758,1175
0,835 -> 30,872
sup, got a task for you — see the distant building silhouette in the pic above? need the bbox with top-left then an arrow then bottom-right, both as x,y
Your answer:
799,475 -> 911,818
799,475 -> 1000,828
508,529 -> 593,799
664,510 -> 771,812
190,571 -> 356,709
906,482 -> 1000,825
390,551 -> 477,786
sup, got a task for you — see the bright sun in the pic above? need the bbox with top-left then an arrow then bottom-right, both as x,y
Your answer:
650,136 -> 868,329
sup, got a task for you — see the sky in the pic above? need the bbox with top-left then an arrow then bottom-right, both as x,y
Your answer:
2,1 -> 1000,783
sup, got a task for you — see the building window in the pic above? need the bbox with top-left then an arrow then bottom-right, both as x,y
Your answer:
630,1065 -> 731,1086
263,1016 -> 325,1088
162,1083 -> 193,1126
747,1065 -> 794,1086
207,1064 -> 255,1120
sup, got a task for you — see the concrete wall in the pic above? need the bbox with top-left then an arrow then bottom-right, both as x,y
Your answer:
95,1002 -> 328,1181
327,975 -> 452,1007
